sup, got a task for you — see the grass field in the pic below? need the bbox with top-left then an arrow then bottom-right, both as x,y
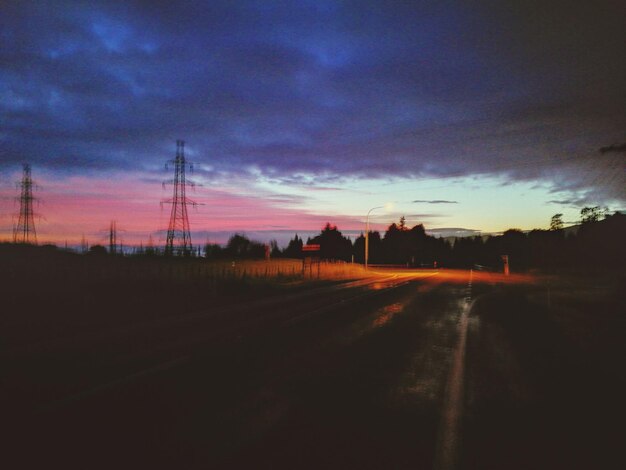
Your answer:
0,244 -> 370,347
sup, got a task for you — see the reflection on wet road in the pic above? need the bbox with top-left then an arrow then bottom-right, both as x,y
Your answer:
11,269 -> 533,470
372,302 -> 404,328
207,271 -> 476,469
435,270 -> 473,470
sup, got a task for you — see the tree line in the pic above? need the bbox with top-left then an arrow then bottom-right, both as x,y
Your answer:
200,207 -> 624,271
79,206 -> 623,271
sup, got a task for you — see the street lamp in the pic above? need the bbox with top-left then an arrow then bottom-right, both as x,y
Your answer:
365,206 -> 384,270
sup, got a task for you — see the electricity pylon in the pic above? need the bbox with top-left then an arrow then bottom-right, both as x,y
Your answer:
13,163 -> 38,244
109,220 -> 118,255
162,140 -> 199,256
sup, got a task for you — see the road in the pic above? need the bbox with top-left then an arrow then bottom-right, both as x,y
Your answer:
4,268 -> 623,469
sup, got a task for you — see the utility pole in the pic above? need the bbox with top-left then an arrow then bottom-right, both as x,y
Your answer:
109,220 -> 117,255
13,163 -> 38,244
162,140 -> 199,256
146,234 -> 155,256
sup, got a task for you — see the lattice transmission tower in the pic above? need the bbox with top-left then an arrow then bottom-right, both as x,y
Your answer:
13,163 -> 38,244
162,140 -> 199,256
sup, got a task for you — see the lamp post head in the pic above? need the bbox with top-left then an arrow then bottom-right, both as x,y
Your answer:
367,205 -> 384,217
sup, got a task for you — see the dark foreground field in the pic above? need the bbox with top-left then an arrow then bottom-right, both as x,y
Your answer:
463,273 -> 625,469
1,245 -> 624,469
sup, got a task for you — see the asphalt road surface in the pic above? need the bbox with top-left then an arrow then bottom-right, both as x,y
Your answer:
4,269 -> 623,469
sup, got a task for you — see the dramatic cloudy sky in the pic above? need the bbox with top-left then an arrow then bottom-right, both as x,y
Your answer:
1,1 -> 624,246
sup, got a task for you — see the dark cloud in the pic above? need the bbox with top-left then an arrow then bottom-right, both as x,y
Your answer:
600,143 -> 626,154
1,1 -> 624,203
547,199 -> 580,206
546,196 -> 611,209
413,199 -> 458,204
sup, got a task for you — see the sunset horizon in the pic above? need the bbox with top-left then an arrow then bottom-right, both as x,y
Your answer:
1,2 -> 624,248
1,148 -> 622,248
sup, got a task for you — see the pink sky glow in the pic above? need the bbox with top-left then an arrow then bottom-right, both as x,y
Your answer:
0,172 -> 363,247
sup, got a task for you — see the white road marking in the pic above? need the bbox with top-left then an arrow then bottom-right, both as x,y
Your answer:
434,270 -> 473,470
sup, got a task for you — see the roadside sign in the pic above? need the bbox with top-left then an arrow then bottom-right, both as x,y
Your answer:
302,244 -> 321,278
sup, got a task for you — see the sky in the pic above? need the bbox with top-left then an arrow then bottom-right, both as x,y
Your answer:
1,1 -> 624,247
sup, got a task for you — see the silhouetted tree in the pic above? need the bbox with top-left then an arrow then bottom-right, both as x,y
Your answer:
382,220 -> 434,265
407,223 -> 428,265
284,234 -> 303,258
353,231 -> 382,264
204,243 -> 223,259
225,234 -> 265,259
269,240 -> 280,258
309,223 -> 353,261
580,206 -> 608,224
575,211 -> 625,267
550,213 -> 564,231
498,229 -> 530,270
382,222 -> 405,263
451,237 -> 468,267
528,228 -> 566,269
